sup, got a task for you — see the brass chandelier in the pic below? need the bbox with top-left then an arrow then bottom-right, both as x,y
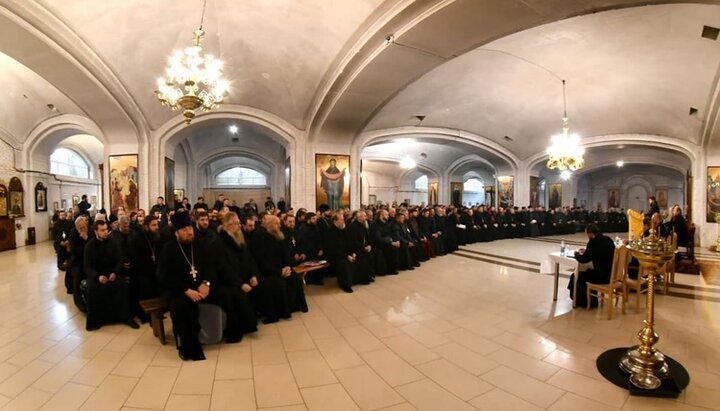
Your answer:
156,0 -> 229,124
546,80 -> 584,171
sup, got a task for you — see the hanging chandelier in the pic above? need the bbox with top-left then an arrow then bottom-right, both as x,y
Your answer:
155,0 -> 229,124
546,80 -> 584,171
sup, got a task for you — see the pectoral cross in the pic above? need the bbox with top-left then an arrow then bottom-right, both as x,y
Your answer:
291,237 -> 296,247
190,265 -> 198,280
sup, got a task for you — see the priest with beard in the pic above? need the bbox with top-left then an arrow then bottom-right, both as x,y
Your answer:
193,210 -> 218,247
129,214 -> 161,321
84,220 -> 139,331
158,211 -> 220,361
324,214 -> 356,293
346,211 -> 374,284
215,212 -> 259,337
250,214 -> 308,323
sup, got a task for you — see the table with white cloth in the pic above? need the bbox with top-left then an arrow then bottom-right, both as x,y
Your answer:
544,251 -> 594,307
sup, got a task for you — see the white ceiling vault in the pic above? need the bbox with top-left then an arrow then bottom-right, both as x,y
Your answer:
1,0 -> 720,174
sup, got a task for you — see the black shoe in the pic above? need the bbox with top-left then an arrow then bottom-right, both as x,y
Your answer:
263,317 -> 279,324
341,286 -> 354,293
125,319 -> 140,329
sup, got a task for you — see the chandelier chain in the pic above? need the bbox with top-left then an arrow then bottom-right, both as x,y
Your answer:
562,79 -> 567,118
199,0 -> 208,31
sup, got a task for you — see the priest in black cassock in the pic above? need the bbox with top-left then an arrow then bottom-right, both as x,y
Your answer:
250,214 -> 308,323
83,220 -> 138,331
215,212 -> 259,337
129,214 -> 161,321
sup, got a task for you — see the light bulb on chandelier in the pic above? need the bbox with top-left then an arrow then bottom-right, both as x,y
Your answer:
155,0 -> 229,124
546,80 -> 584,171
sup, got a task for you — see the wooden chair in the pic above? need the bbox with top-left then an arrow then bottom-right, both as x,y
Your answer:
658,233 -> 678,294
139,297 -> 168,344
587,245 -> 629,319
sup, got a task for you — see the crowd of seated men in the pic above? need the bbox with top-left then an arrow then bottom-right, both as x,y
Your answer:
50,192 -> 634,360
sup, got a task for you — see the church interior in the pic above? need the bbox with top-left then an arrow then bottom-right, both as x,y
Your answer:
0,0 -> 719,410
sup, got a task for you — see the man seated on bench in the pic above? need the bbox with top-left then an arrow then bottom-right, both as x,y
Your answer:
84,220 -> 139,331
157,211 -> 220,361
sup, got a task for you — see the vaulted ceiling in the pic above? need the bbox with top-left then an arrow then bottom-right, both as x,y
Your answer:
1,0 -> 719,172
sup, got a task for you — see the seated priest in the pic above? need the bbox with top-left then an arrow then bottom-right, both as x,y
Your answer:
281,214 -> 306,264
69,216 -> 93,312
250,214 -> 309,323
83,220 -> 139,331
371,209 -> 400,275
129,214 -> 161,321
391,211 -> 418,270
567,223 -> 616,307
324,213 -> 356,293
158,211 -> 222,361
214,212 -> 259,339
346,210 -> 374,284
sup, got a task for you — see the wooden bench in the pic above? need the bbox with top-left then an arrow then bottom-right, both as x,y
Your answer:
294,262 -> 330,282
139,297 -> 168,345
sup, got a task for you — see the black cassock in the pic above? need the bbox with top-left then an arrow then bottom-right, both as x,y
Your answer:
83,237 -> 131,330
250,228 -> 308,323
158,238 -> 226,357
215,230 -> 259,337
69,230 -> 93,312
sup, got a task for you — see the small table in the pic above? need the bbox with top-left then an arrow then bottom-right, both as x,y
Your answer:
547,251 -> 593,307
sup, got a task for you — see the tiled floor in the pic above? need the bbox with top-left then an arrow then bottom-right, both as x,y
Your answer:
0,236 -> 718,411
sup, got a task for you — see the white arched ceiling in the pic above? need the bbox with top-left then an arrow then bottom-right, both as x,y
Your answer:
33,0 -> 388,131
364,3 -> 720,161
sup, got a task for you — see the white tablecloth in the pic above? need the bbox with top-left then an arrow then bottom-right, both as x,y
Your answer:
544,251 -> 593,307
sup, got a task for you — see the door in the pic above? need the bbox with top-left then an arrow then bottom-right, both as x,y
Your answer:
627,185 -> 648,213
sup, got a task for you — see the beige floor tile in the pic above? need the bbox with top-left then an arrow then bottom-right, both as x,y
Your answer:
543,349 -> 605,381
0,342 -> 30,363
39,382 -> 95,411
300,384 -> 360,411
150,345 -> 184,368
416,359 -> 493,401
172,359 -> 217,395
360,349 -> 425,387
377,404 -> 418,411
38,335 -> 83,364
124,366 -> 180,409
254,364 -> 303,408
301,315 -> 341,339
489,347 -> 560,381
395,378 -> 476,411
683,384 -> 720,410
278,325 -> 316,352
481,366 -> 565,408
286,350 -> 337,388
433,343 -> 498,375
468,387 -> 546,411
381,334 -> 439,365
549,392 -> 622,411
251,334 -> 288,365
32,355 -> 88,393
338,325 -> 385,353
358,316 -> 403,339
79,375 -> 137,411
215,344 -> 253,380
0,359 -> 54,398
313,337 -> 365,370
399,323 -> 450,348
164,394 -> 211,411
71,350 -> 124,386
111,343 -> 159,378
105,329 -> 143,353
1,387 -> 52,411
622,395 -> 708,410
547,369 -> 627,408
6,339 -> 57,368
0,363 -> 20,385
257,406 -> 307,411
69,333 -> 114,359
334,365 -> 404,411
443,328 -> 502,356
210,379 -> 256,411
493,331 -> 558,360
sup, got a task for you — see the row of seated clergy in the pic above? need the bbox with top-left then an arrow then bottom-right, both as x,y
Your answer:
158,211 -> 307,361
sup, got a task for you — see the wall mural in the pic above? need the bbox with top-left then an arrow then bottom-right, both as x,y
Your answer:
548,183 -> 562,209
498,176 -> 514,208
8,177 -> 24,217
0,184 -> 7,217
607,188 -> 620,209
315,153 -> 349,210
35,182 -> 47,212
109,154 -> 139,213
164,157 -> 175,210
529,176 -> 539,207
428,182 -> 438,205
707,166 -> 720,222
656,188 -> 668,208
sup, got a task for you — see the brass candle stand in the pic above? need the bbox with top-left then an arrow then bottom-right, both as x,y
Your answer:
620,229 -> 675,389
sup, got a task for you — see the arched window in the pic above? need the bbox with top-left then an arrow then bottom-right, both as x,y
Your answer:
414,175 -> 428,190
216,167 -> 267,186
463,178 -> 484,192
50,148 -> 91,179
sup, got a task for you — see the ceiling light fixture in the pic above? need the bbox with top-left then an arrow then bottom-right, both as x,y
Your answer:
560,170 -> 572,180
617,160 -> 624,167
399,156 -> 417,169
229,125 -> 238,134
155,0 -> 229,124
546,80 -> 584,171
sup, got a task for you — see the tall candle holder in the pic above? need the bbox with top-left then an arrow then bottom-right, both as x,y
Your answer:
620,228 -> 675,389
